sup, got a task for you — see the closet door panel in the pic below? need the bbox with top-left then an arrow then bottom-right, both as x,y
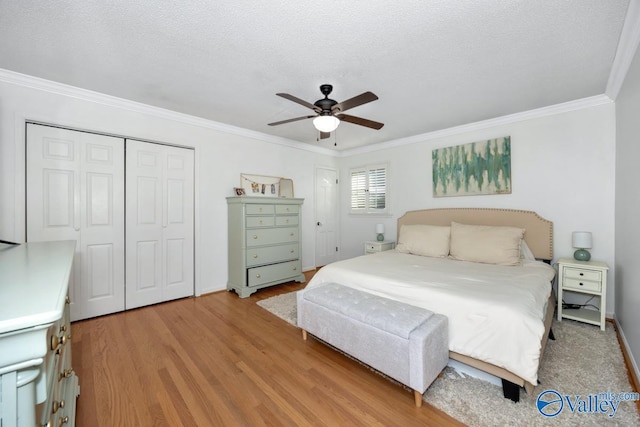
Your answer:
26,124 -> 125,321
162,146 -> 194,302
126,140 -> 193,308
126,141 -> 164,308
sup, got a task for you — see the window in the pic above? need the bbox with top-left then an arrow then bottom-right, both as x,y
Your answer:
350,164 -> 388,214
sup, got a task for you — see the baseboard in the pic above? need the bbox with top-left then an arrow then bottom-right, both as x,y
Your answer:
612,317 -> 640,413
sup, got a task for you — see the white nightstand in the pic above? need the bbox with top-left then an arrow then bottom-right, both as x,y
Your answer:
364,240 -> 396,254
557,257 -> 608,331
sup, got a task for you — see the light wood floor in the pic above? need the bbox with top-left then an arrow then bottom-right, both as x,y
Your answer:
71,273 -> 463,426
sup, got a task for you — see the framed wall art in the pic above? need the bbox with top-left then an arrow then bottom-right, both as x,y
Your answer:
432,136 -> 511,197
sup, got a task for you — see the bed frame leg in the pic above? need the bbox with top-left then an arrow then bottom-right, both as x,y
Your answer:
502,379 -> 520,402
549,328 -> 555,340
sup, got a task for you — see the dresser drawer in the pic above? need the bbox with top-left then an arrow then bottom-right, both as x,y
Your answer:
247,244 -> 299,267
246,204 -> 275,215
276,204 -> 299,214
564,268 -> 601,282
563,277 -> 601,293
246,216 -> 275,227
275,216 -> 298,226
248,260 -> 302,287
247,227 -> 298,247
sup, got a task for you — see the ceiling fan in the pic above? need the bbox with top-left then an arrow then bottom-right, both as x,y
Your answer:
268,84 -> 384,139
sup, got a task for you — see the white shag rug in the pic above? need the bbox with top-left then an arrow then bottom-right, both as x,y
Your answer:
257,291 -> 640,426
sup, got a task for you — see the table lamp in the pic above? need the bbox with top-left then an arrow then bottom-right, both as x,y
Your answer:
376,224 -> 385,241
572,231 -> 592,261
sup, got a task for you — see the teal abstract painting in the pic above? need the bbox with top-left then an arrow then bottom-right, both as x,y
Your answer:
432,136 -> 511,197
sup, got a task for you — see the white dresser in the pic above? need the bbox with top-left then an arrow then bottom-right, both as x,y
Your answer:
0,241 -> 79,427
227,197 -> 305,297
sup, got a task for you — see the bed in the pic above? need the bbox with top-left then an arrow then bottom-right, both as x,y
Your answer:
304,208 -> 556,401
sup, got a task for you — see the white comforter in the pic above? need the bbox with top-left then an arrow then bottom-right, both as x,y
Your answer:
304,251 -> 556,384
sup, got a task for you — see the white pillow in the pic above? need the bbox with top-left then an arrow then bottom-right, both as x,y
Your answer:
396,224 -> 450,258
521,240 -> 535,261
449,222 -> 525,266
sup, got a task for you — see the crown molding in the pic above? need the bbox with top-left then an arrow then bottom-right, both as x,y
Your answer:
339,94 -> 614,157
0,68 -> 337,157
606,0 -> 640,100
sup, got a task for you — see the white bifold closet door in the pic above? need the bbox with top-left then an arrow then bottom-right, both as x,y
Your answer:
26,124 -> 125,321
125,139 -> 194,309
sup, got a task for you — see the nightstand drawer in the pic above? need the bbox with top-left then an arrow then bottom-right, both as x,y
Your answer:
563,277 -> 601,292
564,268 -> 601,282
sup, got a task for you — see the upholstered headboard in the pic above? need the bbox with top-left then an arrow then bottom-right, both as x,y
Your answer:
397,208 -> 553,261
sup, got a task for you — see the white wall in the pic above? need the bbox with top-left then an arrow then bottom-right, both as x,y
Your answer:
0,73 -> 337,294
338,103 -> 617,315
615,38 -> 640,379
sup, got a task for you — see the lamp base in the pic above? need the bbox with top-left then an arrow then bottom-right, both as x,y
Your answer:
573,249 -> 591,261
377,233 -> 384,241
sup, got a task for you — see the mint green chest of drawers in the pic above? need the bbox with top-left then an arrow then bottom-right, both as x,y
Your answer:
227,197 -> 305,297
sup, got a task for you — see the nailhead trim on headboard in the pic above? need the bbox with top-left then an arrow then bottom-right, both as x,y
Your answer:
397,208 -> 553,260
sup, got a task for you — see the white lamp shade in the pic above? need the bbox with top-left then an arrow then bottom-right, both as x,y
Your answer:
376,223 -> 385,234
572,231 -> 592,249
313,115 -> 340,132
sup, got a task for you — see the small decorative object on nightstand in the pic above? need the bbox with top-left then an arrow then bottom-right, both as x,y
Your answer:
557,257 -> 608,331
365,240 -> 396,254
376,223 -> 385,241
572,231 -> 592,261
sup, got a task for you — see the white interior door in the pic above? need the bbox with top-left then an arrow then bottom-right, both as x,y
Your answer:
26,124 -> 125,321
125,140 -> 194,309
315,167 -> 338,267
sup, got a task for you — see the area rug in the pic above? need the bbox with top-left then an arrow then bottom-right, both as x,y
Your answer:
257,291 -> 640,426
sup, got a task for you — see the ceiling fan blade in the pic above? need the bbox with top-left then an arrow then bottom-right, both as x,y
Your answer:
276,93 -> 321,112
320,132 -> 331,139
336,114 -> 384,130
332,92 -> 378,113
268,115 -> 316,126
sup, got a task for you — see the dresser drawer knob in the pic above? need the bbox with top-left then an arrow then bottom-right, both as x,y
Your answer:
52,399 -> 66,414
253,254 -> 258,258
290,232 -> 294,236
58,416 -> 69,426
51,334 -> 68,350
65,295 -> 70,304
253,235 -> 258,239
293,267 -> 297,271
59,369 -> 73,381
579,272 -> 584,276
256,274 -> 261,278
290,250 -> 294,253
579,282 -> 584,286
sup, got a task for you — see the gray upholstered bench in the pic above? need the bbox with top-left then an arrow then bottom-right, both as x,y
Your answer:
297,283 -> 448,407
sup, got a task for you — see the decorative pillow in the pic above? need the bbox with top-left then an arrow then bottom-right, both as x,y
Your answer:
396,224 -> 450,258
521,240 -> 536,261
449,222 -> 525,266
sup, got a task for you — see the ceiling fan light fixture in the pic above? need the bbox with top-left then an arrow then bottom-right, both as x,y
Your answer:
313,115 -> 340,133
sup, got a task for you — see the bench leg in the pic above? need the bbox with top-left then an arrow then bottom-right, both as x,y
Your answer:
414,390 -> 423,407
302,329 -> 307,341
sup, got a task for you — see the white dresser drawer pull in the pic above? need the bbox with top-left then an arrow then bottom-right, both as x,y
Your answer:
290,250 -> 294,253
293,267 -> 297,271
290,232 -> 294,236
256,274 -> 261,278
253,235 -> 258,239
253,254 -> 258,258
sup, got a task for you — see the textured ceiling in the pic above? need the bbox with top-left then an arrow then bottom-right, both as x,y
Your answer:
0,1 -> 631,150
